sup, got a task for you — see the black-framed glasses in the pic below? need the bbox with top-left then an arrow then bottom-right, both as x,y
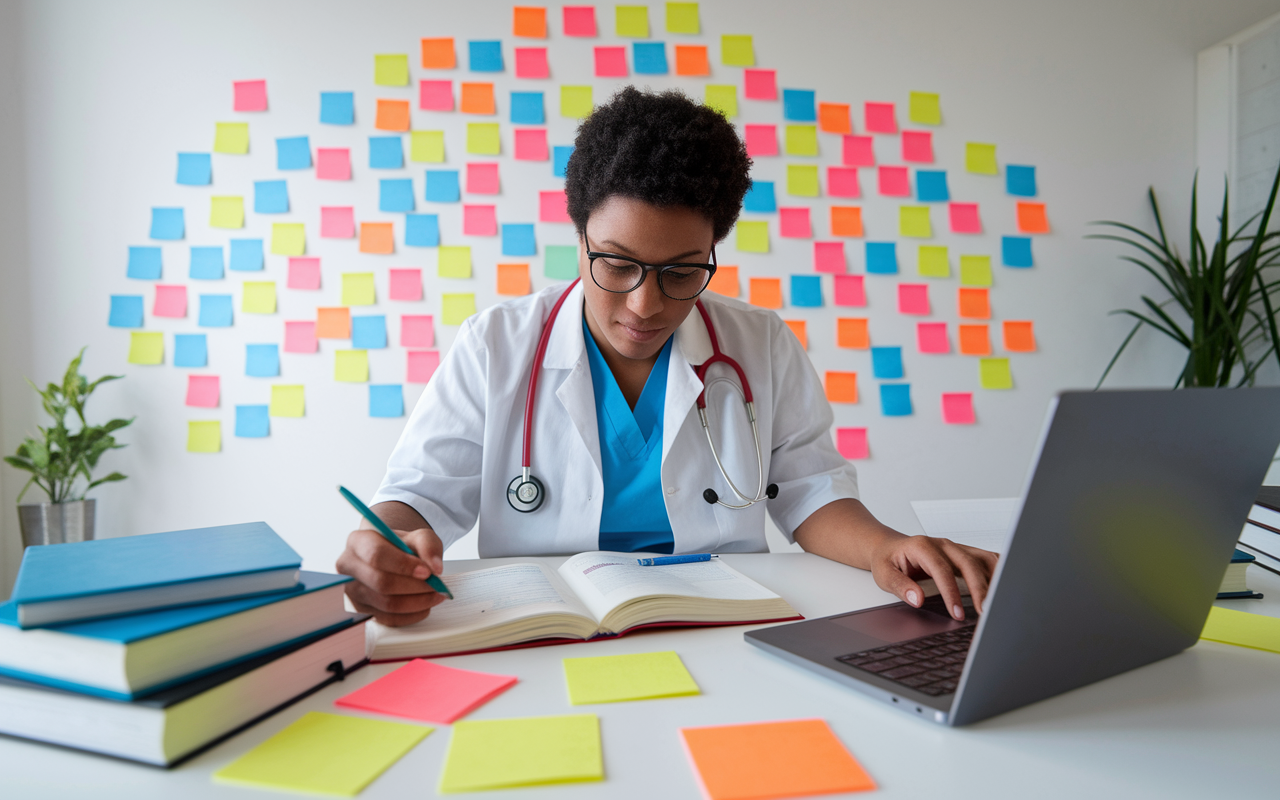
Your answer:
585,236 -> 717,301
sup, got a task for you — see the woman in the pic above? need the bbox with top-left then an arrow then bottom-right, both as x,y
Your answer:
336,87 -> 997,627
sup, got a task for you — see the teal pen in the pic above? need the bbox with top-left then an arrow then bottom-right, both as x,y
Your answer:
337,485 -> 453,600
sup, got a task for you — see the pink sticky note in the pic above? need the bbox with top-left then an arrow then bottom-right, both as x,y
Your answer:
389,268 -> 423,301
917,322 -> 950,353
233,79 -> 267,112
540,190 -> 570,223
287,257 -> 321,290
316,148 -> 351,180
335,659 -> 517,724
284,321 -> 318,353
515,47 -> 550,79
814,241 -> 846,274
949,202 -> 982,233
463,204 -> 498,236
564,6 -> 597,37
878,166 -> 910,196
743,69 -> 777,100
902,130 -> 933,163
842,135 -> 875,167
466,162 -> 499,194
827,167 -> 860,198
420,80 -> 454,111
744,124 -> 778,157
321,206 -> 355,238
778,207 -> 812,238
837,427 -> 869,459
401,315 -> 434,347
153,285 -> 187,318
942,392 -> 976,425
898,283 -> 931,315
834,275 -> 866,307
594,46 -> 627,77
407,350 -> 441,383
514,128 -> 549,161
865,102 -> 897,133
185,375 -> 220,408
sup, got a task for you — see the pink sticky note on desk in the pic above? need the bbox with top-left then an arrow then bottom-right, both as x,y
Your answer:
420,79 -> 454,111
834,274 -> 866,307
942,392 -> 976,425
902,130 -> 933,163
878,166 -> 910,197
515,128 -> 549,161
321,206 -> 355,239
284,321 -> 317,353
743,69 -> 777,100
287,257 -> 321,290
515,47 -> 549,79
153,285 -> 187,318
407,350 -> 441,383
842,135 -> 875,167
837,427 -> 869,459
335,659 -> 517,724
233,79 -> 267,112
540,190 -> 570,222
185,375 -> 219,408
463,204 -> 497,236
865,101 -> 897,133
827,167 -> 860,198
779,207 -> 811,238
744,124 -> 778,157
917,322 -> 950,353
898,283 -> 930,315
466,163 -> 499,194
389,268 -> 422,301
595,46 -> 627,77
949,202 -> 982,233
316,148 -> 351,180
401,315 -> 434,348
814,241 -> 846,274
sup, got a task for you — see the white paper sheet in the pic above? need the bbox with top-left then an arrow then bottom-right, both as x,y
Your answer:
910,497 -> 1020,554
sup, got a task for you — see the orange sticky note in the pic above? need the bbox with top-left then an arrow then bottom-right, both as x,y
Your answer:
957,287 -> 990,319
748,277 -> 783,309
836,318 -> 870,349
360,222 -> 395,254
784,320 -> 807,349
497,263 -> 531,295
958,323 -> 991,356
316,307 -> 352,339
512,6 -> 547,38
376,99 -> 411,132
818,103 -> 852,134
825,372 -> 858,403
675,45 -> 710,76
1003,320 -> 1037,352
707,265 -> 739,297
422,37 -> 456,69
460,82 -> 496,115
1017,202 -> 1050,233
830,206 -> 864,237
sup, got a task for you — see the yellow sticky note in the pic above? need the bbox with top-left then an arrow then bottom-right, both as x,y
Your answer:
979,357 -> 1013,390
616,6 -> 649,37
214,712 -> 431,797
209,196 -> 244,229
563,651 -> 700,704
342,273 -> 376,306
787,164 -> 820,197
439,714 -> 602,793
1201,606 -> 1280,653
704,85 -> 737,118
186,421 -> 220,453
561,85 -> 593,118
960,255 -> 993,286
375,54 -> 410,86
271,223 -> 305,256
335,350 -> 369,383
721,34 -> 753,66
966,142 -> 998,175
127,332 -> 163,365
899,206 -> 932,238
918,245 -> 949,278
442,293 -> 477,325
269,385 -> 305,418
785,125 -> 818,157
439,246 -> 472,278
214,122 -> 249,154
242,281 -> 276,314
467,123 -> 500,156
736,221 -> 769,253
909,91 -> 941,125
410,130 -> 445,163
667,2 -> 699,33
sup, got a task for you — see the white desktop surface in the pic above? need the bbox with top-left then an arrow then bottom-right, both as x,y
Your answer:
4,552 -> 1279,799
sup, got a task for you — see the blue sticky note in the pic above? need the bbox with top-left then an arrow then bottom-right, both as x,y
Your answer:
406,214 -> 441,247
742,180 -> 777,213
173,334 -> 208,367
510,92 -> 545,125
229,239 -> 264,272
880,384 -> 913,416
276,136 -> 311,170
871,347 -> 904,380
866,242 -> 898,274
502,224 -> 536,256
254,180 -> 289,214
108,295 -> 144,328
369,136 -> 404,169
150,207 -> 184,240
176,153 -> 211,186
352,315 -> 388,349
320,91 -> 355,125
783,89 -> 817,122
369,384 -> 404,418
380,178 -> 416,212
245,343 -> 280,377
189,246 -> 224,280
198,294 -> 233,327
127,246 -> 162,280
235,405 -> 270,437
426,170 -> 460,202
553,146 -> 574,178
634,42 -> 668,74
1007,165 -> 1037,197
791,275 -> 823,307
916,170 -> 950,202
1003,236 -> 1034,268
469,40 -> 504,72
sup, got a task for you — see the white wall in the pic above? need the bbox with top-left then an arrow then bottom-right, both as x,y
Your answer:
4,0 -> 1280,595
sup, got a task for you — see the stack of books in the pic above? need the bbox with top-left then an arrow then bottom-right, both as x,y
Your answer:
0,521 -> 368,766
1239,488 -> 1280,580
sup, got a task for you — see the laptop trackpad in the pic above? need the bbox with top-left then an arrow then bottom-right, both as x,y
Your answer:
830,603 -> 969,645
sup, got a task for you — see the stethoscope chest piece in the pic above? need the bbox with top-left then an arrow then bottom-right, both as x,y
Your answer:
507,472 -> 545,513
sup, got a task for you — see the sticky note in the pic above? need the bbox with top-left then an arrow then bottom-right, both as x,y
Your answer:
439,714 -> 602,793
461,82 -> 496,114
534,188 -> 569,222
909,91 -> 941,125
898,283 -> 930,315
229,239 -> 263,272
916,170 -> 949,202
878,166 -> 910,197
422,37 -> 455,69
407,214 -> 441,246
553,145 -> 575,177
270,385 -> 305,417
369,385 -> 405,418
498,263 -> 531,295
316,147 -> 351,180
128,246 -> 162,280
979,357 -> 1013,389
321,206 -> 356,239
174,334 -> 207,367
785,125 -> 817,156
426,170 -> 461,202
881,383 -> 912,416
749,277 -> 783,309
616,5 -> 649,37
837,317 -> 870,348
833,275 -> 866,307
1003,320 -> 1036,352
271,223 -> 305,256
737,221 -> 769,253
561,85 -> 593,118
502,224 -> 537,256
352,315 -> 389,349
466,123 -> 501,156
958,287 -> 991,319
370,136 -> 404,168
380,178 -> 416,212
389,269 -> 422,301
510,92 -> 545,125
831,206 -> 863,237
1003,236 -> 1033,268
272,137 -> 310,173
787,165 -> 820,197
443,294 -> 477,325
254,180 -> 288,214
667,2 -> 699,32
213,122 -> 249,154
791,275 -> 822,307
189,247 -> 224,280
865,102 -> 896,133
871,346 -> 904,379
842,135 -> 875,167
284,320 -> 318,352
214,712 -> 430,797
464,204 -> 497,236
439,246 -> 473,278
918,245 -> 949,278
836,428 -> 869,460
901,130 -> 933,163
950,202 -> 982,234
513,6 -> 547,37
209,196 -> 244,229
153,285 -> 186,318
564,6 -> 597,36
828,165 -> 861,198
127,332 -> 163,365
360,222 -> 395,254
721,34 -> 753,67
744,124 -> 778,158
1007,164 -> 1037,197
407,350 -> 441,383
242,281 -> 276,314
198,294 -> 233,327
866,241 -> 897,274
674,45 -> 709,76
464,162 -> 498,194
176,152 -> 211,185
784,320 -> 807,348
899,206 -> 932,238
634,41 -> 668,74
960,255 -> 993,286
420,80 -> 453,112
246,344 -> 280,377
546,245 -> 579,279
782,89 -> 816,122
966,142 -> 998,175
320,91 -> 354,124
958,324 -> 991,356
150,207 -> 184,240
515,47 -> 550,78
185,375 -> 219,408
1017,202 -> 1050,233
342,273 -> 376,305
1201,606 -> 1280,653
707,265 -> 739,297
564,651 -> 698,705
335,350 -> 369,383
469,40 -> 504,72
233,79 -> 267,111
287,257 -> 321,290
743,68 -> 776,100
706,85 -> 737,118
824,371 -> 858,403
779,207 -> 811,238
741,182 -> 776,214
376,99 -> 411,132
917,322 -> 949,354
814,241 -> 846,274
942,392 -> 975,424
186,421 -> 220,453
236,405 -> 270,438
595,46 -> 628,77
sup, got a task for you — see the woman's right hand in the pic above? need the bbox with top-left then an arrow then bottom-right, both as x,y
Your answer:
335,526 -> 447,627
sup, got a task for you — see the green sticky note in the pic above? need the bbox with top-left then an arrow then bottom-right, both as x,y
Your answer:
335,349 -> 369,383
545,244 -> 579,279
1201,606 -> 1280,653
960,255 -> 993,286
342,273 -> 376,306
210,196 -> 244,229
966,142 -> 998,175
561,85 -> 593,118
438,246 -> 472,278
705,85 -> 737,118
186,421 -> 220,453
439,714 -> 602,793
271,223 -> 305,256
666,2 -> 699,33
909,91 -> 941,125
918,245 -> 949,278
242,281 -> 276,314
128,332 -> 164,365
411,130 -> 445,163
785,125 -> 818,156
721,34 -> 754,66
563,651 -> 700,704
467,123 -> 500,155
214,122 -> 249,154
979,357 -> 1013,390
899,206 -> 932,238
736,221 -> 769,253
442,293 -> 477,325
375,54 -> 410,86
786,164 -> 819,197
616,5 -> 649,37
214,712 -> 431,797
269,385 -> 305,417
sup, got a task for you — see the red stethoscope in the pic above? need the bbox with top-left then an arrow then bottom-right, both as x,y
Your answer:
507,278 -> 778,513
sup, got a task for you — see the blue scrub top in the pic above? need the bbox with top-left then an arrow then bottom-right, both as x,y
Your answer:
583,319 -> 675,554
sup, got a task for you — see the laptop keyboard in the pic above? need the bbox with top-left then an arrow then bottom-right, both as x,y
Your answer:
836,624 -> 976,696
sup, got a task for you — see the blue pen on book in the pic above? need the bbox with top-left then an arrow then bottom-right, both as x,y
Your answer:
336,485 -> 453,600
637,554 -> 716,566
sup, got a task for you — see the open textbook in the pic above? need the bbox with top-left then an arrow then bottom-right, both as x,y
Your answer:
369,552 -> 800,660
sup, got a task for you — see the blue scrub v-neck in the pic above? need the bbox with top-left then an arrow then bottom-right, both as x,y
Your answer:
583,319 -> 675,554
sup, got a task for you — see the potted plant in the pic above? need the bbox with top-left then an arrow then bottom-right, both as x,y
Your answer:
4,348 -> 133,547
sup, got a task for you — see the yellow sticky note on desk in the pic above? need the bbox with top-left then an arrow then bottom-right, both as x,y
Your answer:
127,332 -> 164,365
1201,606 -> 1280,653
335,350 -> 369,383
209,196 -> 244,229
411,130 -> 445,163
785,125 -> 818,156
899,206 -> 932,238
960,255 -> 993,286
787,164 -> 819,197
909,91 -> 941,125
442,293 -> 477,325
439,714 -> 602,793
271,223 -> 305,256
242,281 -> 276,314
375,54 -> 410,86
705,85 -> 737,118
563,651 -> 700,704
561,85 -> 593,118
214,712 -> 431,798
736,221 -> 769,253
214,122 -> 249,154
616,5 -> 649,37
979,357 -> 1013,389
966,142 -> 998,175
187,421 -> 220,453
438,246 -> 472,278
467,123 -> 500,155
269,385 -> 305,417
342,273 -> 376,306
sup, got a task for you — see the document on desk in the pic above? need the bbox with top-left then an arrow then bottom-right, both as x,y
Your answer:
911,497 -> 1020,554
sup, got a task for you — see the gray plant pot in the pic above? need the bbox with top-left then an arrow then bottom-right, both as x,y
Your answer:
18,499 -> 96,547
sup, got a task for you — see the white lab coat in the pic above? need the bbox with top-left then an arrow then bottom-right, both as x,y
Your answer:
373,281 -> 859,557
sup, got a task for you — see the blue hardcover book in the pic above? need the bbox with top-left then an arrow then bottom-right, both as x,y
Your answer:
9,521 -> 302,628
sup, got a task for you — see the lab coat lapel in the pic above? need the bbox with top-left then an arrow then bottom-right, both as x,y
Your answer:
663,302 -> 714,462
544,282 -> 603,477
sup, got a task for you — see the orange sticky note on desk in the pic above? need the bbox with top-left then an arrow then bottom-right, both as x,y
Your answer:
748,277 -> 782,309
360,222 -> 394,254
707,265 -> 739,297
376,99 -> 411,132
1017,202 -> 1050,233
675,45 -> 709,76
824,371 -> 858,403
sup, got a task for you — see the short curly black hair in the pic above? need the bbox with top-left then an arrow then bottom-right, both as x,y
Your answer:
565,86 -> 752,242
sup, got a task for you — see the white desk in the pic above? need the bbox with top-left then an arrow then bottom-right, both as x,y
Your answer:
4,553 -> 1279,799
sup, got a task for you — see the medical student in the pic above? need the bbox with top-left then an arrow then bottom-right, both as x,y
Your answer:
336,87 -> 998,627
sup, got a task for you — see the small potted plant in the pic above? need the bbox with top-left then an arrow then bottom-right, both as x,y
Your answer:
4,348 -> 133,547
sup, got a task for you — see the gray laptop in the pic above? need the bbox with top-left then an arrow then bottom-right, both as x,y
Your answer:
746,388 -> 1280,726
